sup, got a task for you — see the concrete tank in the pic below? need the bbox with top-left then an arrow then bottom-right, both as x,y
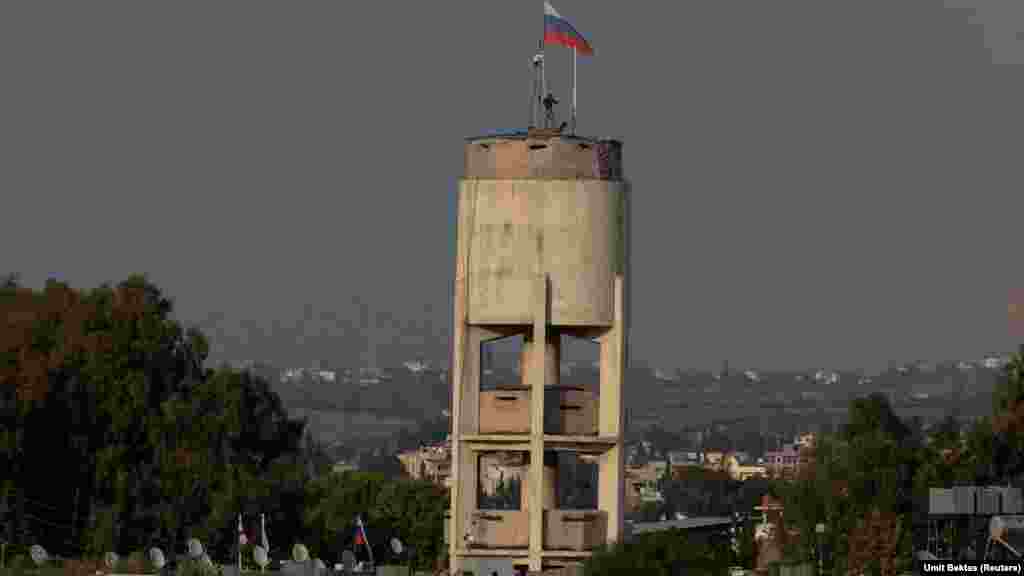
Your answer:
458,135 -> 627,327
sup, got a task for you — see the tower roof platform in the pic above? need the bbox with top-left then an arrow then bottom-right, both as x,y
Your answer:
466,128 -> 622,147
463,128 -> 624,180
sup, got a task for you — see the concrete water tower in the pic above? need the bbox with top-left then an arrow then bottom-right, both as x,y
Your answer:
448,122 -> 630,573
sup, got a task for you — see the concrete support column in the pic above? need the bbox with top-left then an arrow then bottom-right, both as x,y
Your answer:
598,445 -> 623,542
528,275 -> 549,572
520,335 -> 561,390
449,276 -> 468,573
521,452 -> 559,510
449,287 -> 484,573
598,275 -> 626,543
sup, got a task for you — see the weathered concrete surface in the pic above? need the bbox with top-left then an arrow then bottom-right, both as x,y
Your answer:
451,133 -> 629,574
456,179 -> 627,326
465,136 -> 623,181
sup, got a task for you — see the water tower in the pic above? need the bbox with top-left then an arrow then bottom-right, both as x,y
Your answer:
448,109 -> 630,571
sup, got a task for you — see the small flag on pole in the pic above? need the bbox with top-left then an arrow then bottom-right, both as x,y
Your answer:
355,515 -> 374,565
544,1 -> 594,55
261,513 -> 269,552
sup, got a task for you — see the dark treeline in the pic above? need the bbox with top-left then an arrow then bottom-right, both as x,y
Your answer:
767,353 -> 1024,575
0,275 -> 445,570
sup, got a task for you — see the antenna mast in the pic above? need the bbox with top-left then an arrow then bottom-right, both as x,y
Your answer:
530,39 -> 560,130
531,41 -> 545,129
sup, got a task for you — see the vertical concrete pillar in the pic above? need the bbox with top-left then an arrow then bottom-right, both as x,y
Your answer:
448,276 -> 467,572
598,275 -> 626,543
520,336 -> 561,390
520,452 -> 559,510
528,275 -> 548,572
449,289 -> 484,572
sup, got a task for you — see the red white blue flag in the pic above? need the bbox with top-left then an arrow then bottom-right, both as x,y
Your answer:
544,2 -> 594,56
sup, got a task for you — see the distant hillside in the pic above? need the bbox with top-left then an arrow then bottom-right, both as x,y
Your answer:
244,358 -> 1008,448
260,363 -> 449,421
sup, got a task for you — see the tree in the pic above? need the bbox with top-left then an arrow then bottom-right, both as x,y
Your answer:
991,351 -> 1024,482
583,529 -> 731,576
303,471 -> 446,570
0,276 -> 313,561
660,467 -> 746,518
779,392 -> 919,575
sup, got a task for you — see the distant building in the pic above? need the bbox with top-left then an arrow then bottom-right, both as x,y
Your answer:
763,434 -> 815,479
724,453 -> 767,481
795,433 -> 816,449
625,461 -> 666,514
279,367 -> 336,384
703,451 -> 726,470
625,517 -> 737,555
668,450 -> 701,469
397,440 -> 452,488
983,355 -> 1008,370
664,449 -> 767,481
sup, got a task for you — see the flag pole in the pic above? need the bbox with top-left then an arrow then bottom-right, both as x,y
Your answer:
358,515 -> 374,567
541,52 -> 548,128
571,46 -> 577,134
532,48 -> 540,129
542,2 -> 549,127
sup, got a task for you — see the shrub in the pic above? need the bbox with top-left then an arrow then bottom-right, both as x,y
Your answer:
117,550 -> 149,573
583,530 -> 732,576
3,555 -> 30,571
175,558 -> 222,576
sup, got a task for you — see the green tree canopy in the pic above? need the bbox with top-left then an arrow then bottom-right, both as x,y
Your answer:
583,529 -> 732,576
0,276 -> 313,561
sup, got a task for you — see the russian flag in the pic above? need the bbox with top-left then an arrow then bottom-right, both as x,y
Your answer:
544,2 -> 594,56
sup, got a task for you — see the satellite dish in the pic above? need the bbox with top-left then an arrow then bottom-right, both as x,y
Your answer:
292,543 -> 309,563
29,544 -> 48,566
187,538 -> 204,559
341,550 -> 356,572
148,547 -> 166,570
253,545 -> 269,568
390,537 -> 404,555
104,551 -> 119,569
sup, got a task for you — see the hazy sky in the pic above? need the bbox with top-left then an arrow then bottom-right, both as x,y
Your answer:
3,1 -> 1024,373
